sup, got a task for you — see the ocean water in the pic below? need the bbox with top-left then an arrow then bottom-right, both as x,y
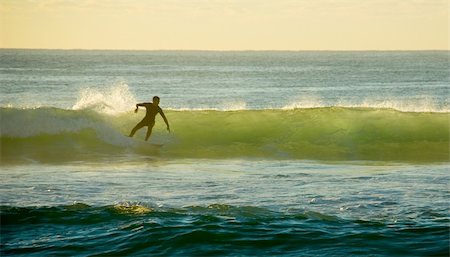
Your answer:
0,50 -> 449,256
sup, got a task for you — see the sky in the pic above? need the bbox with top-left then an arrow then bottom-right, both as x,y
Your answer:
0,0 -> 448,50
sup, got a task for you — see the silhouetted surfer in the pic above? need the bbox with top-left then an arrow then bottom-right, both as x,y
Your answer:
129,96 -> 170,141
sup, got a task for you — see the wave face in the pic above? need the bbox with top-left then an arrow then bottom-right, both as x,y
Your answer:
1,107 -> 448,163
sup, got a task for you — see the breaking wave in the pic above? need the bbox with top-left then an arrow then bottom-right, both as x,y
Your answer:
1,106 -> 448,164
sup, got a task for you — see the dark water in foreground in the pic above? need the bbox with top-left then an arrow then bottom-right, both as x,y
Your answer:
1,162 -> 449,256
2,203 -> 448,256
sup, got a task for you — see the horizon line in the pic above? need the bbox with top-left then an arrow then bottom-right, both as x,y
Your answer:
1,47 -> 448,52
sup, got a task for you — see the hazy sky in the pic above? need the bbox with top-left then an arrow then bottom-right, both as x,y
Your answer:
0,0 -> 448,50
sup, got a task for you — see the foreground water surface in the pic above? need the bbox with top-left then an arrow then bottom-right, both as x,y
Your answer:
1,160 -> 449,256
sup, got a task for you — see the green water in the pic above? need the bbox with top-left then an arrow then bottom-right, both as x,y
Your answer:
1,107 -> 448,163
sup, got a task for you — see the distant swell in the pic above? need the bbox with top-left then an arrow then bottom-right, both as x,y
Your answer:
1,107 -> 449,163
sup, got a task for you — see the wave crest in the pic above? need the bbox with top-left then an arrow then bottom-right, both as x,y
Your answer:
282,96 -> 450,113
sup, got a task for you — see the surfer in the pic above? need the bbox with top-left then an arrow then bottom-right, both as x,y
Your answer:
129,96 -> 170,141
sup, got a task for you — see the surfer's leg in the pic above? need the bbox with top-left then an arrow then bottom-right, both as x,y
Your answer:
129,122 -> 145,137
145,126 -> 153,141
145,122 -> 155,141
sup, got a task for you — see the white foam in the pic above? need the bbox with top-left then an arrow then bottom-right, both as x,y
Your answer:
281,96 -> 450,113
282,95 -> 326,110
220,100 -> 247,111
1,109 -> 92,137
351,97 -> 450,113
0,107 -> 135,147
72,83 -> 136,115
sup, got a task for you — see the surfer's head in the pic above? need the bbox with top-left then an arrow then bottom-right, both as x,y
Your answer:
153,96 -> 160,105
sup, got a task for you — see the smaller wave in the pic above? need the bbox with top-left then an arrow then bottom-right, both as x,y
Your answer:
2,202 -> 448,225
0,203 -> 342,223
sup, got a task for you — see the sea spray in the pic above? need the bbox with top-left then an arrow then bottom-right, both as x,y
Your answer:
72,83 -> 136,115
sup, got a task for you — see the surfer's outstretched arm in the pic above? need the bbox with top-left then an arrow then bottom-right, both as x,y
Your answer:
135,103 -> 148,113
159,109 -> 170,132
